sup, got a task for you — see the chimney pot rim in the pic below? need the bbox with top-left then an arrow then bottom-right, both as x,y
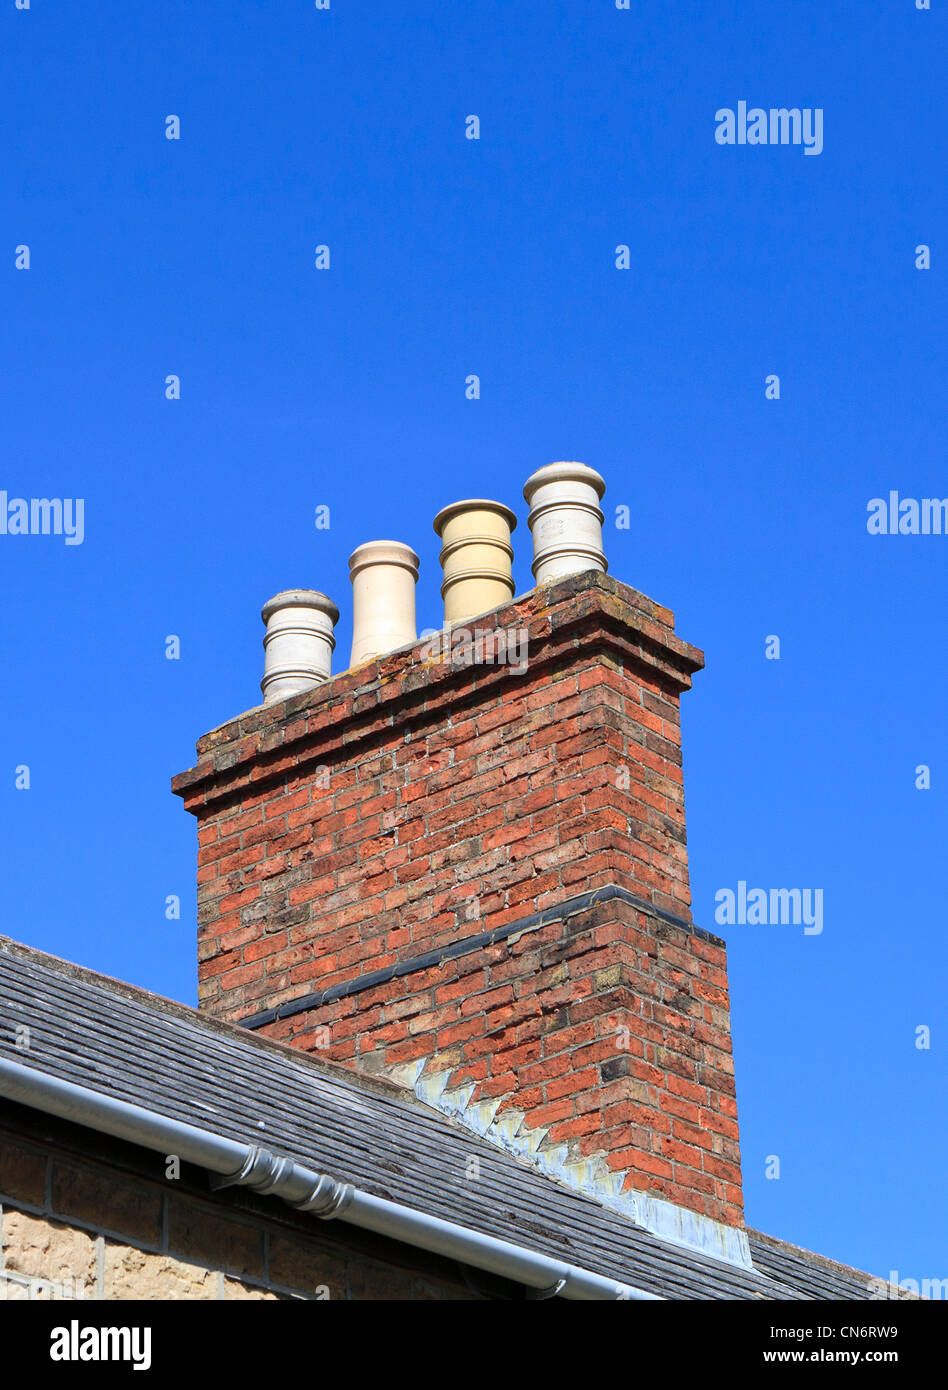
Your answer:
432,499 -> 518,537
347,539 -> 420,578
523,461 -> 606,503
261,589 -> 340,625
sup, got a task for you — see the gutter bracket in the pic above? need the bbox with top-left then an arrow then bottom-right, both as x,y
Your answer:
295,1176 -> 354,1219
527,1276 -> 567,1300
211,1145 -> 354,1218
210,1144 -> 294,1197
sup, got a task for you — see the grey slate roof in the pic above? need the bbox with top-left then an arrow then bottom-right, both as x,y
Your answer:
0,936 -> 881,1301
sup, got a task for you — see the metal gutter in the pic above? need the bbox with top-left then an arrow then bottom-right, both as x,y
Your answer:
0,1055 -> 663,1302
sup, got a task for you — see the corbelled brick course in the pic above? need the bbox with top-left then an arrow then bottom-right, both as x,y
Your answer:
173,570 -> 743,1227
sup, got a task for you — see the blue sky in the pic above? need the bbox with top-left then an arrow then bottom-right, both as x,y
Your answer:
2,1 -> 945,1283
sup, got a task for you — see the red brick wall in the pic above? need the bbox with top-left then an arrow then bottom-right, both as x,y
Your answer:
173,572 -> 743,1226
272,895 -> 740,1225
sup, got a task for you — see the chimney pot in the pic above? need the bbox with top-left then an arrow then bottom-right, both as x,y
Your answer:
348,540 -> 419,667
433,499 -> 517,624
523,461 -> 607,584
260,589 -> 338,705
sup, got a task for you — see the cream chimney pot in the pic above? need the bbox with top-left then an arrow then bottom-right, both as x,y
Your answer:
260,589 -> 338,705
523,461 -> 607,584
433,499 -> 517,624
348,540 -> 420,667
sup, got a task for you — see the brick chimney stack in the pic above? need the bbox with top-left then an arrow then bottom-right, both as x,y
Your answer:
173,555 -> 745,1254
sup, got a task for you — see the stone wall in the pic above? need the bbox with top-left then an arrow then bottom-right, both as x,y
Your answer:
0,1116 -> 483,1301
